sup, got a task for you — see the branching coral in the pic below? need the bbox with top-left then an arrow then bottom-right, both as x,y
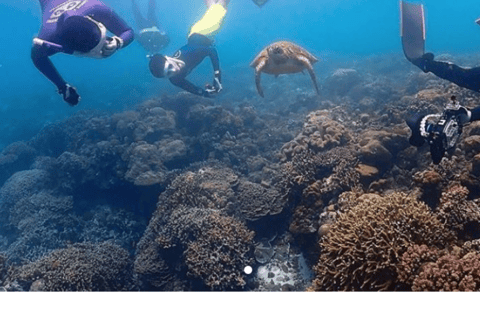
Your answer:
134,163 -> 257,290
311,192 -> 454,291
6,242 -> 133,291
184,211 -> 254,290
435,185 -> 480,240
412,248 -> 480,291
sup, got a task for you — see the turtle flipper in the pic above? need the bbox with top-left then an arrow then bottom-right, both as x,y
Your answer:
255,60 -> 266,97
299,56 -> 320,95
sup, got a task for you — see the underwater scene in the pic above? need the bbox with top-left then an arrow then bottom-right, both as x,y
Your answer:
3,0 -> 480,292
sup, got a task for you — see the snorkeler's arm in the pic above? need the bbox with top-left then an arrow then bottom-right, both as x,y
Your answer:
31,45 -> 68,92
169,76 -> 205,96
89,5 -> 135,48
208,47 -> 221,81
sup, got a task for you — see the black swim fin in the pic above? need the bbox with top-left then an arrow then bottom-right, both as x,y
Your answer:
252,0 -> 269,7
400,1 -> 425,61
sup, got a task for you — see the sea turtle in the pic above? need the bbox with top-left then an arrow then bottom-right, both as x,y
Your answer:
250,41 -> 319,97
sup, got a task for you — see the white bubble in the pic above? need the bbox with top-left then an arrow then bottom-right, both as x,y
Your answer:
244,266 -> 253,275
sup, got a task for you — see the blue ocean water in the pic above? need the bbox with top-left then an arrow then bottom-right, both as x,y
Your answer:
1,0 -> 480,150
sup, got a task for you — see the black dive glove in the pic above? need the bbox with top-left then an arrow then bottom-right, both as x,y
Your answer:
406,113 -> 426,147
59,84 -> 80,106
410,52 -> 434,73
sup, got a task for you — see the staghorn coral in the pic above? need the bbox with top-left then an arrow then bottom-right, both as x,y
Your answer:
184,211 -> 254,290
311,192 -> 454,291
5,242 -> 134,291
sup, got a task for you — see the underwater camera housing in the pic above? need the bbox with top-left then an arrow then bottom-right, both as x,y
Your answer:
421,96 -> 464,164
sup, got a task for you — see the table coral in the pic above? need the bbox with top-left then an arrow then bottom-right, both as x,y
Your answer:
311,192 -> 453,291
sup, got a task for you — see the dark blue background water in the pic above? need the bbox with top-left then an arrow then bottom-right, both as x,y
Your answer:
1,0 -> 480,150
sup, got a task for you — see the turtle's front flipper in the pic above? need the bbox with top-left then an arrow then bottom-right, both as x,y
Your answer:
255,60 -> 266,97
299,56 -> 320,95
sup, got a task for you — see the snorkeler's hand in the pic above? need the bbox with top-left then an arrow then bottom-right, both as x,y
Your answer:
59,84 -> 80,106
102,36 -> 123,57
202,86 -> 216,98
213,76 -> 222,93
204,84 -> 218,96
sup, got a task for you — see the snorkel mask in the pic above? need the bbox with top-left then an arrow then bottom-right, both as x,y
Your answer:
73,16 -> 108,59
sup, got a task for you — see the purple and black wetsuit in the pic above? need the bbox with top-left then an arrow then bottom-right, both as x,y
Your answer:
33,0 -> 134,92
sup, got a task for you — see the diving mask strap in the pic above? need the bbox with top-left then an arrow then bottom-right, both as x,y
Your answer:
73,16 -> 107,59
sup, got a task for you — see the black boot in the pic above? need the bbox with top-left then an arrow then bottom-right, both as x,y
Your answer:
410,53 -> 434,73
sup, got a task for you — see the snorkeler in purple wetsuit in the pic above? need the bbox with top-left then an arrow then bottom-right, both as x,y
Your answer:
32,0 -> 134,106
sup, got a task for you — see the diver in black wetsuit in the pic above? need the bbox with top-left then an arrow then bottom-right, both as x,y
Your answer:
149,34 -> 221,97
407,53 -> 480,163
132,0 -> 169,53
148,0 -> 227,98
401,2 -> 480,163
411,53 -> 480,93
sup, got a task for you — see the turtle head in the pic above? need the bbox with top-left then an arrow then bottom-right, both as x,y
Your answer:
268,45 -> 288,64
268,45 -> 284,56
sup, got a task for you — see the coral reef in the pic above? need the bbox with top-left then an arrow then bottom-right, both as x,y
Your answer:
184,211 -> 254,290
3,52 -> 480,291
434,185 -> 480,240
4,242 -> 134,291
134,164 -> 259,290
323,68 -> 362,97
399,242 -> 480,291
281,111 -> 352,161
311,192 -> 454,291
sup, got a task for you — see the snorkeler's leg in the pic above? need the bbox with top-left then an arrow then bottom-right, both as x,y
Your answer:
132,0 -> 149,29
147,0 -> 161,27
426,59 -> 480,92
189,1 -> 228,38
203,0 -> 229,9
